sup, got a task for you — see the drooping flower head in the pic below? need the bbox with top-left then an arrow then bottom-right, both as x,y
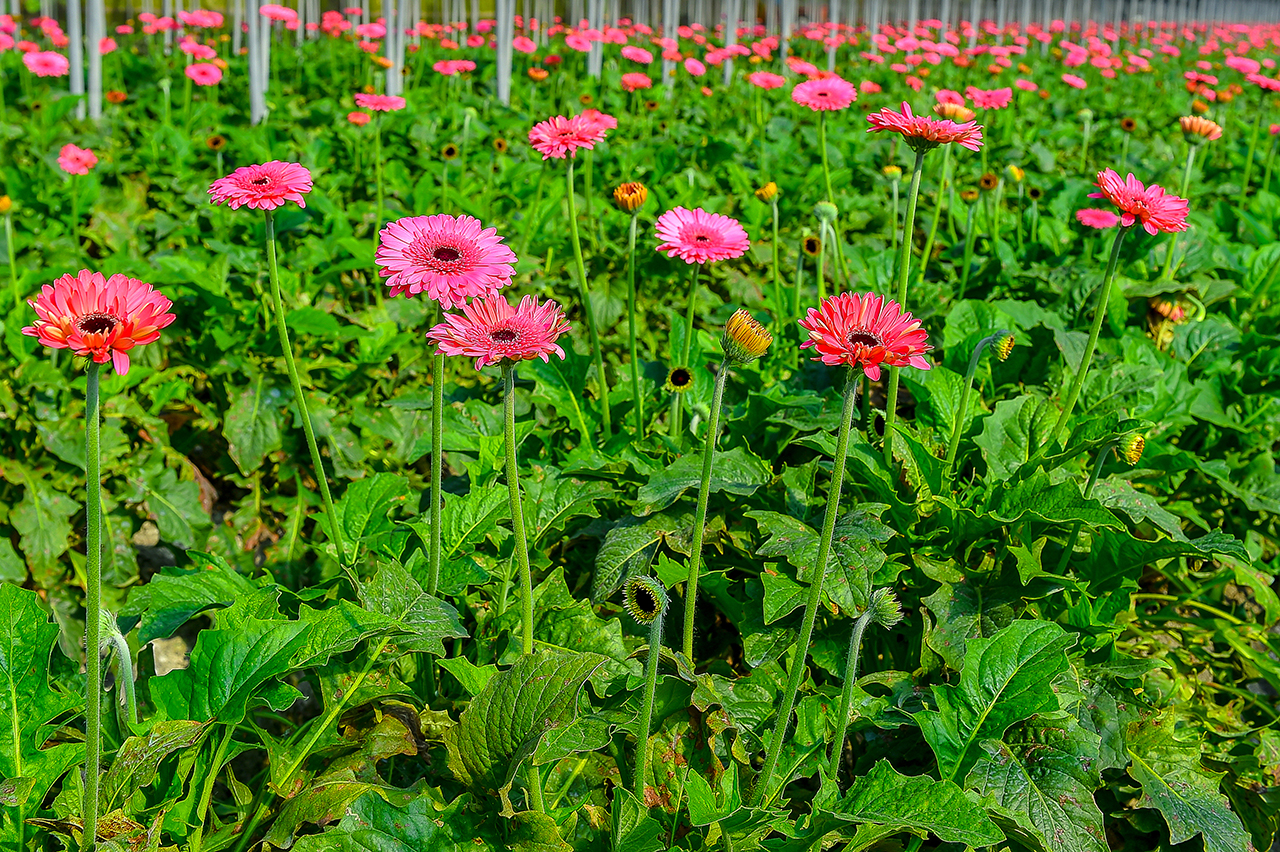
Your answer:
654,207 -> 750,265
23,269 -> 176,375
798,291 -> 932,381
353,92 -> 406,111
1075,208 -> 1120,229
376,214 -> 516,307
1088,168 -> 1189,235
867,101 -> 984,153
792,75 -> 857,111
58,144 -> 98,176
934,102 -> 976,122
528,114 -> 606,159
208,161 -> 313,210
1179,114 -> 1223,142
427,293 -> 570,370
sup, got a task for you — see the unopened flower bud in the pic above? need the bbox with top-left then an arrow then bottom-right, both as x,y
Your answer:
1179,114 -> 1223,143
991,330 -> 1015,361
721,309 -> 773,364
755,181 -> 778,203
868,588 -> 904,629
1005,165 -> 1025,183
0,196 -> 11,215
614,182 -> 648,212
1115,433 -> 1145,466
882,164 -> 903,179
813,201 -> 838,224
960,188 -> 980,202
624,575 -> 667,624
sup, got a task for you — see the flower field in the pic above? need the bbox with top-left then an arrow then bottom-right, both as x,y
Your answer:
2,7 -> 1280,851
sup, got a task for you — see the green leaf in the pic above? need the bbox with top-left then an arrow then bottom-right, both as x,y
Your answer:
0,584 -> 82,829
592,512 -> 691,603
922,580 -> 1020,670
445,651 -> 606,816
992,471 -> 1122,527
120,552 -> 259,642
974,396 -> 1037,481
521,466 -> 609,544
636,446 -> 773,514
918,620 -> 1075,782
290,791 -> 498,852
100,721 -> 205,813
223,377 -> 285,476
129,465 -> 212,550
360,562 -> 468,656
329,473 -> 412,552
493,569 -> 626,662
10,479 -> 78,586
1082,528 -> 1249,593
965,712 -> 1107,852
526,344 -> 597,444
1126,712 -> 1256,852
611,788 -> 666,852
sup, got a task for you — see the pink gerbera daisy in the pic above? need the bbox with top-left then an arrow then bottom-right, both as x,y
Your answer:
748,71 -> 786,89
798,292 -> 932,381
347,111 -> 371,126
965,85 -> 1013,109
1061,73 -> 1087,89
23,50 -> 69,76
792,75 -> 857,111
620,71 -> 653,92
579,108 -> 618,135
23,269 -> 176,376
528,114 -> 604,159
58,144 -> 98,175
621,45 -> 653,64
654,207 -> 750,265
208,160 -> 313,211
354,92 -> 406,111
867,101 -> 984,152
376,214 -> 517,307
1075,208 -> 1121,229
184,61 -> 222,85
427,293 -> 570,370
1089,168 -> 1189,235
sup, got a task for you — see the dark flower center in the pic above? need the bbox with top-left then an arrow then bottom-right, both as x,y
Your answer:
634,586 -> 657,614
847,330 -> 883,349
490,328 -> 518,343
251,177 -> 271,186
433,246 -> 461,262
694,234 -> 711,243
668,367 -> 693,387
76,312 -> 120,336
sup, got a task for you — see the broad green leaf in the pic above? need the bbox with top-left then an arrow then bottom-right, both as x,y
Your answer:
922,577 -> 1021,669
611,788 -> 666,852
992,471 -> 1122,527
965,712 -> 1106,852
592,512 -> 692,603
508,810 -> 572,852
10,479 -> 78,586
1126,712 -> 1255,852
493,569 -> 625,663
521,465 -> 609,544
290,791 -> 498,852
636,446 -> 773,514
120,552 -> 259,642
223,376 -> 285,476
918,620 -> 1075,782
974,396 -> 1037,482
328,473 -> 412,551
1083,528 -> 1249,593
0,584 -> 82,830
445,651 -> 606,816
128,465 -> 212,550
360,562 -> 468,656
526,343 -> 597,444
100,721 -> 205,813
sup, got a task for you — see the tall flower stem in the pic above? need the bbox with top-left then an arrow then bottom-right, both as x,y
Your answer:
1161,143 -> 1197,280
68,178 -> 80,262
815,228 -> 828,303
825,609 -> 873,781
770,199 -> 783,320
427,346 -> 444,595
565,159 -> 611,439
958,201 -> 978,301
502,363 -> 535,656
626,212 -> 644,435
754,372 -> 858,806
519,162 -> 548,257
6,211 -> 18,309
818,112 -> 836,204
83,362 -> 103,852
374,113 -> 384,239
1050,225 -> 1129,446
681,361 -> 729,663
189,723 -> 235,852
943,332 -> 1000,475
881,149 -> 925,469
670,264 -> 700,437
632,585 -> 667,798
1055,443 -> 1110,573
1239,93 -> 1265,208
264,212 -> 348,573
1262,135 -> 1278,194
890,178 -> 900,253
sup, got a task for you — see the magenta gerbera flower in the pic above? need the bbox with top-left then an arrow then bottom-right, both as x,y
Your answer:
528,114 -> 604,159
1089,168 -> 1189,235
867,101 -> 984,152
376,214 -> 517,308
23,50 -> 69,77
427,293 -> 571,370
579,108 -> 618,135
791,75 -> 857,111
748,71 -> 786,89
58,144 -> 98,175
23,269 -> 176,376
1075,208 -> 1120,229
208,161 -> 313,211
654,207 -> 750,265
354,92 -> 406,111
798,292 -> 932,381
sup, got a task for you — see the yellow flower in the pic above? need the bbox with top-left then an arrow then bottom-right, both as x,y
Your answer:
0,195 -> 11,215
614,182 -> 648,212
755,181 -> 778,203
1115,433 -> 1145,466
721,309 -> 772,364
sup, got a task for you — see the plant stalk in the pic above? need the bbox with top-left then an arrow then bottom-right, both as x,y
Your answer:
84,362 -> 103,852
882,149 -> 926,469
681,362 -> 729,663
566,159 -> 611,439
825,610 -> 873,781
943,333 -> 1000,474
502,364 -> 535,656
1161,143 -> 1197,280
632,601 -> 666,798
626,213 -> 644,435
427,347 -> 444,595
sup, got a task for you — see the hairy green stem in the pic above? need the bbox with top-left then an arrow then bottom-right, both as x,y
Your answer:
681,363 -> 729,663
882,150 -> 925,469
1051,226 -> 1129,446
103,625 -> 137,731
669,264 -> 700,437
189,724 -> 235,852
770,200 -> 783,320
825,611 -> 873,782
374,113 -> 384,239
819,112 -> 835,205
958,201 -> 978,302
944,333 -> 1000,475
633,601 -> 666,798
1056,443 -> 1111,572
566,159 -> 611,440
626,213 -> 644,435
1162,144 -> 1197,280
502,364 -> 535,656
84,362 -> 102,852
1239,93 -> 1265,207
755,373 -> 858,806
6,212 -> 18,310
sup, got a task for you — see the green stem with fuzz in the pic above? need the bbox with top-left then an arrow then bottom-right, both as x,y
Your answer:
633,599 -> 666,798
502,364 -> 535,656
626,213 -> 643,435
882,149 -> 926,469
1162,144 -> 1197,280
819,112 -> 835,204
958,201 -> 978,302
825,610 -> 873,782
69,177 -> 80,263
754,372 -> 858,806
566,159 -> 611,440
84,362 -> 103,852
428,347 -> 444,595
1263,136 -> 1278,194
681,362 -> 730,664
770,200 -> 783,319
102,625 -> 138,732
1051,226 -> 1129,446
670,264 -> 700,437
265,212 -> 348,573
6,212 -> 18,310
189,724 -> 235,852
1240,93 -> 1265,208
374,113 -> 384,239
1056,442 -> 1111,573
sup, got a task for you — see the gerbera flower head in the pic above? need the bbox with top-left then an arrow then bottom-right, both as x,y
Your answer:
579,108 -> 618,135
208,160 -> 313,211
184,61 -> 222,85
797,291 -> 932,381
427,293 -> 570,370
1088,168 -> 1189,235
1075,208 -> 1120,228
528,114 -> 604,159
621,71 -> 653,91
654,207 -> 750,264
791,75 -> 857,111
934,102 -> 976,121
57,144 -> 98,175
377,214 -> 516,307
867,101 -> 984,153
23,269 -> 176,376
23,50 -> 69,76
353,92 -> 406,111
965,85 -> 1013,109
748,71 -> 785,89
347,111 -> 371,126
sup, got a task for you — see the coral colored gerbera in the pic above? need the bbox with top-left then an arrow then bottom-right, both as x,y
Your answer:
654,207 -> 750,265
1061,73 -> 1087,89
579,108 -> 618,135
1089,168 -> 1189,235
427,293 -> 570,370
23,50 -> 69,76
347,111 -> 371,126
208,160 -> 313,211
23,269 -> 176,375
58,144 -> 98,175
792,75 -> 857,111
798,292 -> 932,381
376,214 -> 516,307
184,61 -> 222,85
1075,208 -> 1120,228
867,101 -> 984,153
1179,115 -> 1222,142
621,45 -> 653,64
354,92 -> 406,111
748,71 -> 786,89
528,114 -> 603,159
620,72 -> 653,92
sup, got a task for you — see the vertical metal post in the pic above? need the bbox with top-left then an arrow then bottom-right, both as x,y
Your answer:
496,0 -> 514,105
69,0 -> 86,119
87,0 -> 103,119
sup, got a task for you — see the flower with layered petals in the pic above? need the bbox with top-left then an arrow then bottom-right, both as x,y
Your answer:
621,45 -> 653,64
185,61 -> 222,85
654,207 -> 750,264
621,71 -> 652,91
376,214 -> 516,307
208,160 -> 313,210
427,293 -> 570,370
57,144 -> 98,175
528,114 -> 604,159
1179,115 -> 1222,142
1089,168 -> 1189,235
748,71 -> 785,89
354,92 -> 405,111
579,108 -> 618,135
798,292 -> 931,380
867,101 -> 983,152
792,75 -> 856,111
23,269 -> 176,375
1061,73 -> 1087,89
23,50 -> 69,76
1076,208 -> 1120,228
965,85 -> 1013,109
